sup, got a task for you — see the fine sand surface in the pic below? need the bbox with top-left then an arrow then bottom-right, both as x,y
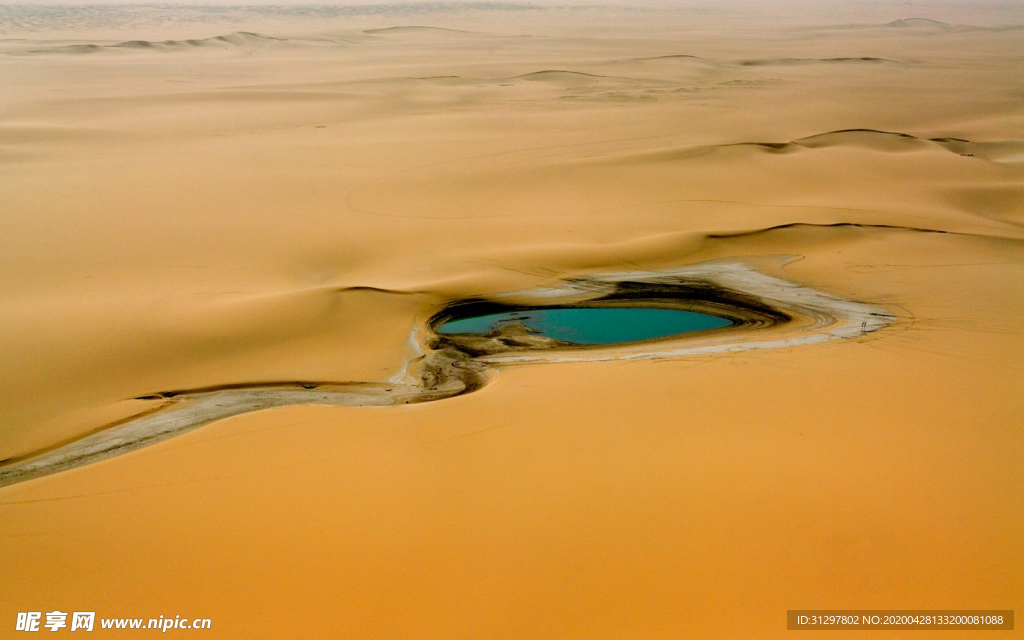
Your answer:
1,1 -> 1022,637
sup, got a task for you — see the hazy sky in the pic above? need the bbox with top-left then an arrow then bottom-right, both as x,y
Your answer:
4,0 -> 1017,6
1,0 -> 1020,31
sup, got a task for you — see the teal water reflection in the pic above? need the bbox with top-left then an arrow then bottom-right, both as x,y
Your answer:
438,307 -> 731,345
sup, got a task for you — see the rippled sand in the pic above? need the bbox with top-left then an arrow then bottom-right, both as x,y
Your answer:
1,1 -> 1021,637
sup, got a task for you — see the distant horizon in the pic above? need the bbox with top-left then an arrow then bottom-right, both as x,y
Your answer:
2,0 -> 1022,27
2,0 -> 1020,6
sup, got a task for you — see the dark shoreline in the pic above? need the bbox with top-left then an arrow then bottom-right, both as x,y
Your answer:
427,278 -> 791,358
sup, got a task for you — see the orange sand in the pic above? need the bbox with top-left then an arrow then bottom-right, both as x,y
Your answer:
0,1 -> 1021,637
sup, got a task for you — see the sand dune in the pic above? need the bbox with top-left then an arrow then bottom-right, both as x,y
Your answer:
886,17 -> 1024,32
0,1 -> 1021,638
364,25 -> 481,36
823,16 -> 1024,33
513,69 -> 641,86
617,128 -> 1022,173
13,30 -> 338,55
887,18 -> 954,31
736,56 -> 901,66
635,54 -> 717,65
770,129 -> 1024,165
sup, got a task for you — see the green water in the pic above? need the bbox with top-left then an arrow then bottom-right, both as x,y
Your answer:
437,307 -> 731,345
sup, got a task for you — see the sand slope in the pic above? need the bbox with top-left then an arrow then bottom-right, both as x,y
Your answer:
0,1 -> 1021,637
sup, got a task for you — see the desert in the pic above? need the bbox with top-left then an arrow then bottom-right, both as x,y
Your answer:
1,1 -> 1022,637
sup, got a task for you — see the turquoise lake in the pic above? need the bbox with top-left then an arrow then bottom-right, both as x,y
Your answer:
437,307 -> 732,345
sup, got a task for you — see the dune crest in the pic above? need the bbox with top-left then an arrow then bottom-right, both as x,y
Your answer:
364,25 -> 478,35
636,54 -> 717,65
737,56 -> 900,66
628,129 -> 1019,164
16,31 -> 330,55
516,70 -> 613,81
887,17 -> 954,30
